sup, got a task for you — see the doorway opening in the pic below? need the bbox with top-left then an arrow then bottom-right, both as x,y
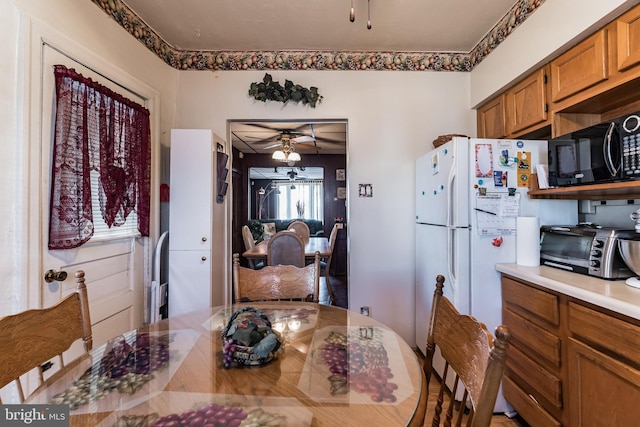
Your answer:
228,119 -> 348,307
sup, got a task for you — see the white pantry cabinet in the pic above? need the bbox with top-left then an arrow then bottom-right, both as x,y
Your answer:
168,129 -> 215,317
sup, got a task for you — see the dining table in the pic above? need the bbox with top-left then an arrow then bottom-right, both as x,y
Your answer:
27,302 -> 427,426
243,236 -> 332,261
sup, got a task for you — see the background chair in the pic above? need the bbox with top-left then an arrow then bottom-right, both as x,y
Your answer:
233,252 -> 321,302
267,231 -> 305,267
242,224 -> 264,269
423,274 -> 510,427
287,220 -> 310,243
320,223 -> 341,304
0,270 -> 92,403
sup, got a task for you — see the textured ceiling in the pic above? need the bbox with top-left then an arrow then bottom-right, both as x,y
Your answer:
92,0 -> 545,72
121,0 -> 519,53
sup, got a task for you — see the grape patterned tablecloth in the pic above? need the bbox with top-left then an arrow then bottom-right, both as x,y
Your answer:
298,325 -> 413,405
28,329 -> 201,415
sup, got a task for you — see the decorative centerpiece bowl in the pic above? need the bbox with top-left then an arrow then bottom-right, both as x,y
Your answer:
221,307 -> 282,368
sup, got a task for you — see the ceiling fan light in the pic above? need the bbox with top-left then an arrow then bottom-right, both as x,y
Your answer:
288,152 -> 301,162
272,150 -> 286,160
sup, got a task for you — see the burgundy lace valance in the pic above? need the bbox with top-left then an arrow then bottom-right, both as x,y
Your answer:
49,65 -> 151,249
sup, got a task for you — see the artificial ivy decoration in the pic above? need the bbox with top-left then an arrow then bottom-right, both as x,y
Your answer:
248,73 -> 323,108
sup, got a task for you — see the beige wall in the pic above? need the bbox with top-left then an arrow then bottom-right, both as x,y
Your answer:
174,70 -> 475,344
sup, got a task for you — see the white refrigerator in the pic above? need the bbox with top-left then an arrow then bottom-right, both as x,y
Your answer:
415,137 -> 577,413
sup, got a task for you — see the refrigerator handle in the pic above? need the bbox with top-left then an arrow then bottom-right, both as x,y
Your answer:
448,227 -> 456,284
446,161 -> 456,227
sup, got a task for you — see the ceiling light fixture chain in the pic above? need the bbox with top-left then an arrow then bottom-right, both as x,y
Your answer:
349,0 -> 372,30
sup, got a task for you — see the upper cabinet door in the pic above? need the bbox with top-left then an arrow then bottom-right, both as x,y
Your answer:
551,30 -> 609,103
617,6 -> 640,72
505,67 -> 548,135
477,94 -> 506,139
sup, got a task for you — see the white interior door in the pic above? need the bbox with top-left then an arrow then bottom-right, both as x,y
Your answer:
37,45 -> 146,354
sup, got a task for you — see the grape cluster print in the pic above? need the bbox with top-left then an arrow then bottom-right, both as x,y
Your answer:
50,333 -> 175,410
316,330 -> 398,403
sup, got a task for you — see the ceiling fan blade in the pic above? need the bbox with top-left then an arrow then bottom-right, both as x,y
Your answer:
292,135 -> 315,143
262,143 -> 282,150
295,143 -> 320,150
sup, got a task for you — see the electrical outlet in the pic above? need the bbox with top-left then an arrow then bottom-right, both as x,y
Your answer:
360,306 -> 370,316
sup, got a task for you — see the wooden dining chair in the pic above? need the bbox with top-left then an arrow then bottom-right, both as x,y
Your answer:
242,225 -> 264,269
267,230 -> 305,267
319,223 -> 340,304
423,275 -> 511,427
0,270 -> 92,403
287,220 -> 310,243
232,252 -> 321,302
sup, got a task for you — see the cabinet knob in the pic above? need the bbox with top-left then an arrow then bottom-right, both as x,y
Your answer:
201,256 -> 207,261
201,237 -> 207,242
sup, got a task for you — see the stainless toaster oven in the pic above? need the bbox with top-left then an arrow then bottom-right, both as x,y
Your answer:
539,225 -> 637,279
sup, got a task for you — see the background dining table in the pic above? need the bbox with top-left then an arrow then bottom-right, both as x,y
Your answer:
27,302 -> 426,426
243,236 -> 332,260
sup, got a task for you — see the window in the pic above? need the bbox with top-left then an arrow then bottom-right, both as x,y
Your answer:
89,170 -> 140,240
48,65 -> 150,249
276,180 -> 323,220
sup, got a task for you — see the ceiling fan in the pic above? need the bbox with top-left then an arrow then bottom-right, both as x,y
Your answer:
262,130 -> 318,151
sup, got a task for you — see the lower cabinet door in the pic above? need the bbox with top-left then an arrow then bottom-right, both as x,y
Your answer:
168,250 -> 212,317
568,338 -> 640,426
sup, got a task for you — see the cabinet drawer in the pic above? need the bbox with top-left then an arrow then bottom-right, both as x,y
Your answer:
568,302 -> 640,367
507,345 -> 562,410
502,277 -> 559,326
551,29 -> 609,102
503,376 -> 561,427
504,308 -> 561,368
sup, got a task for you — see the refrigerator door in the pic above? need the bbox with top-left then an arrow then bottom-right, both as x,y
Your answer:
415,223 -> 470,353
466,138 -> 576,413
416,138 -> 469,227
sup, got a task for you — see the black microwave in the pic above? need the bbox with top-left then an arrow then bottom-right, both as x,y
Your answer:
547,121 -> 622,187
547,112 -> 640,186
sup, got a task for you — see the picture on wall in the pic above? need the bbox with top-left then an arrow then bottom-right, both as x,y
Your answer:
336,169 -> 346,181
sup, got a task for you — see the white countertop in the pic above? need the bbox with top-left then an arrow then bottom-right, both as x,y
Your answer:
496,264 -> 640,321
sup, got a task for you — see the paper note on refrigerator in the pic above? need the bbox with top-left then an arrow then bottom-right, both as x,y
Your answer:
475,193 -> 520,235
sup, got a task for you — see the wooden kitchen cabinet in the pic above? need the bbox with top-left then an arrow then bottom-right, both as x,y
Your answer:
501,276 -> 564,426
505,66 -> 549,135
477,94 -> 506,138
616,5 -> 640,73
501,274 -> 640,426
550,29 -> 609,103
567,302 -> 640,426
